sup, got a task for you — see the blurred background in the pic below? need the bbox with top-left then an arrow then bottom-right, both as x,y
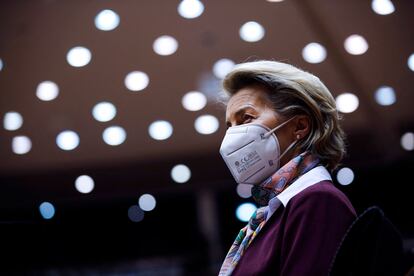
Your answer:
0,0 -> 413,275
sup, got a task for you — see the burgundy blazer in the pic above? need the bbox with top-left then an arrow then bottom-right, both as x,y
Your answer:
232,180 -> 356,276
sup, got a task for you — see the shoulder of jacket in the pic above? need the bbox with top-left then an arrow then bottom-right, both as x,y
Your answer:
289,180 -> 348,206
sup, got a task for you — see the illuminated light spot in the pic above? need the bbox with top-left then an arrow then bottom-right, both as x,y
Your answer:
153,35 -> 178,56
39,202 -> 55,220
336,167 -> 355,185
124,71 -> 149,92
94,9 -> 120,31
336,93 -> 359,113
401,132 -> 414,151
267,0 -> 284,2
374,86 -> 396,106
239,21 -> 265,42
56,130 -> 80,151
66,46 -> 92,67
236,184 -> 252,199
3,111 -> 23,131
177,0 -> 204,19
128,205 -> 144,222
0,58 -> 3,71
148,120 -> 173,140
138,194 -> 157,211
12,136 -> 32,155
236,202 -> 257,222
194,114 -> 219,134
371,0 -> 395,15
182,91 -> 207,111
75,175 -> 95,194
302,42 -> 327,64
36,81 -> 59,101
171,164 -> 191,183
213,58 -> 235,79
102,126 -> 126,146
344,35 -> 369,55
408,54 -> 414,72
92,102 -> 117,122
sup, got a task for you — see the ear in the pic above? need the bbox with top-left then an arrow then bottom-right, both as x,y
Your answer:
293,115 -> 310,140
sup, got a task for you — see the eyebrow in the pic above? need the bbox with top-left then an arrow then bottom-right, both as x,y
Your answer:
225,104 -> 257,125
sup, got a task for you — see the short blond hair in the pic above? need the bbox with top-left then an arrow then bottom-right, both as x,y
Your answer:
222,60 -> 346,171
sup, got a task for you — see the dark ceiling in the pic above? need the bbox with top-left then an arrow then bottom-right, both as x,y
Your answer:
1,0 -> 413,174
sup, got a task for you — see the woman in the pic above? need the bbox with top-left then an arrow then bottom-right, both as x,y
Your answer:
218,60 -> 356,275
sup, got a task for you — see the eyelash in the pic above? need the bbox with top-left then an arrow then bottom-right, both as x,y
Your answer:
243,114 -> 254,123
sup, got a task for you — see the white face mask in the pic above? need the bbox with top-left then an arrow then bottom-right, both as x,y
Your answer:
219,117 -> 296,185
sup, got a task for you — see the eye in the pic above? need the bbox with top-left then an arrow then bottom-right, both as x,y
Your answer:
242,114 -> 255,124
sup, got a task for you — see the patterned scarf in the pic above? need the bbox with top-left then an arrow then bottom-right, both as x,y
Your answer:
218,152 -> 319,276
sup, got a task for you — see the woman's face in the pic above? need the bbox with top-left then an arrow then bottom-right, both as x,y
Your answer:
225,85 -> 296,167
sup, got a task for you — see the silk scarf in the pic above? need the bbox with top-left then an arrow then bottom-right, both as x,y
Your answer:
218,152 -> 319,276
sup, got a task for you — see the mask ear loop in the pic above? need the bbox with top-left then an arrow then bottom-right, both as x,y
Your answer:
279,139 -> 298,160
262,116 -> 296,139
262,115 -> 299,160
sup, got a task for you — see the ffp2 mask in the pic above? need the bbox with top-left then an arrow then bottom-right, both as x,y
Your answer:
219,117 -> 296,185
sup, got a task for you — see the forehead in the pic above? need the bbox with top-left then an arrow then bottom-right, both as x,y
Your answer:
226,86 -> 270,115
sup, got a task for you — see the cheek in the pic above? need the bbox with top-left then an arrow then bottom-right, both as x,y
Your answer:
276,131 -> 291,151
